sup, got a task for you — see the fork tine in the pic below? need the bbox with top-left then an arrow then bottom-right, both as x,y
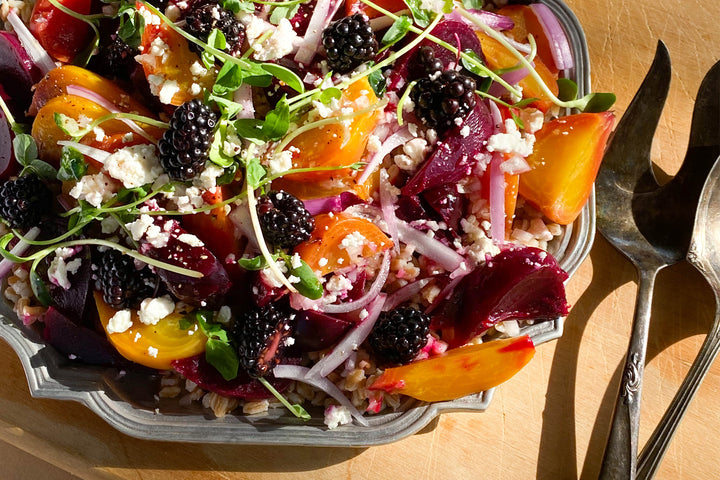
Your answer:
599,40 -> 671,193
672,58 -> 720,184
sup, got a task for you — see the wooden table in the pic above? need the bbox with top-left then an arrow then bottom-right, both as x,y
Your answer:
2,1 -> 720,478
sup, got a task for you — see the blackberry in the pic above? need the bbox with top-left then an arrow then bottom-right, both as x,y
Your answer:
158,99 -> 217,181
322,14 -> 378,74
93,249 -> 159,310
257,191 -> 314,249
89,33 -> 139,81
0,175 -> 52,229
409,46 -> 444,80
411,70 -> 477,132
232,303 -> 294,378
368,306 -> 431,365
184,2 -> 245,57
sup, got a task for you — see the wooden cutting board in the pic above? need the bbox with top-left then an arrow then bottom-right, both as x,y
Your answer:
1,1 -> 720,478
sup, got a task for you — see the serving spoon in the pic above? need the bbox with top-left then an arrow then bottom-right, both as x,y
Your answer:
596,42 -> 720,479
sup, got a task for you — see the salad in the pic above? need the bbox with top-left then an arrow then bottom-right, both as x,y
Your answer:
0,0 -> 614,429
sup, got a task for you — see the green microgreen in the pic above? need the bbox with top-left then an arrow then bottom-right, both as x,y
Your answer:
12,134 -> 57,180
380,15 -> 413,51
190,310 -> 240,381
259,376 -> 311,420
396,80 -> 416,126
280,252 -> 322,300
46,0 -> 102,66
57,145 -> 89,182
53,111 -> 167,143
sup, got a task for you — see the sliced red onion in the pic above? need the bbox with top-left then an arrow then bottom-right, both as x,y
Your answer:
6,11 -> 56,75
383,277 -> 432,311
233,84 -> 255,120
529,3 -> 574,70
488,97 -> 503,128
272,364 -> 369,426
0,227 -> 40,279
445,10 -> 514,32
378,169 -> 399,253
303,191 -> 362,216
357,126 -> 413,185
425,273 -> 464,314
65,85 -> 151,140
289,292 -> 323,311
307,294 -> 385,378
321,251 -> 390,314
57,140 -> 111,164
293,0 -> 342,66
395,220 -> 465,272
489,152 -> 506,243
488,66 -> 530,97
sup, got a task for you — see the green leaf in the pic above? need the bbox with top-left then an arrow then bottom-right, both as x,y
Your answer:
202,29 -> 227,69
288,259 -> 323,300
270,2 -> 300,24
217,162 -> 239,185
582,92 -> 617,113
25,159 -> 58,180
30,270 -> 52,307
460,50 -> 489,77
232,118 -> 267,144
382,15 -> 412,46
58,145 -> 88,181
244,157 -> 266,189
367,68 -> 387,98
258,377 -> 311,420
557,78 -> 578,102
261,63 -> 305,94
53,112 -> 80,136
209,93 -> 244,119
12,134 -> 38,166
213,62 -> 244,96
236,254 -> 269,270
117,5 -> 144,49
318,87 -> 342,105
461,0 -> 484,10
261,96 -> 290,141
209,124 -> 236,168
205,338 -> 239,381
403,0 -> 432,28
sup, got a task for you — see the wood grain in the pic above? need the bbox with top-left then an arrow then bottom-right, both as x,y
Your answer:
2,1 -> 720,478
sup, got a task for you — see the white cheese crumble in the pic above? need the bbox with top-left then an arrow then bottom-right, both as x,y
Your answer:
267,150 -> 293,175
250,18 -> 299,61
105,144 -> 164,189
324,405 -> 352,430
177,233 -> 204,247
158,79 -> 180,104
486,118 -> 535,157
139,295 -> 175,326
69,173 -> 116,207
47,247 -> 82,290
147,346 -> 159,358
107,309 -> 133,334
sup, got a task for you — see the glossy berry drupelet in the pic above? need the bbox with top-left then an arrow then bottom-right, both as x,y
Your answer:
409,46 -> 444,80
322,14 -> 378,74
93,249 -> 159,310
0,174 -> 53,229
158,99 -> 217,181
411,70 -> 477,132
184,2 -> 245,57
89,33 -> 138,81
257,191 -> 314,249
232,303 -> 294,378
369,306 -> 431,365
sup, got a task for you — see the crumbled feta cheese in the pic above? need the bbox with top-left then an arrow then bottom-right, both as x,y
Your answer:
486,119 -> 535,158
318,257 -> 328,267
195,163 -> 224,190
250,18 -> 299,61
107,310 -> 133,334
324,405 -> 352,430
105,144 -> 164,189
126,214 -> 154,241
69,173 -> 116,207
216,305 -> 232,324
158,79 -> 179,104
190,61 -> 208,77
93,126 -> 105,142
290,252 -> 302,269
267,150 -> 293,175
147,346 -> 159,358
139,295 -> 175,326
47,247 -> 82,290
177,233 -> 204,247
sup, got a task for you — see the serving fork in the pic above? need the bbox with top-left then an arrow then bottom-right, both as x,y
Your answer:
596,41 -> 720,479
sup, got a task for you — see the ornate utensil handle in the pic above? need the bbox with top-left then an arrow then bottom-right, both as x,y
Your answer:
599,268 -> 658,480
637,307 -> 720,480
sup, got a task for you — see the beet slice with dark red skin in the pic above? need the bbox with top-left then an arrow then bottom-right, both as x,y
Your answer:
43,307 -> 126,366
172,354 -> 300,399
137,216 -> 231,309
401,101 -> 493,196
293,310 -> 354,352
432,246 -> 569,348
